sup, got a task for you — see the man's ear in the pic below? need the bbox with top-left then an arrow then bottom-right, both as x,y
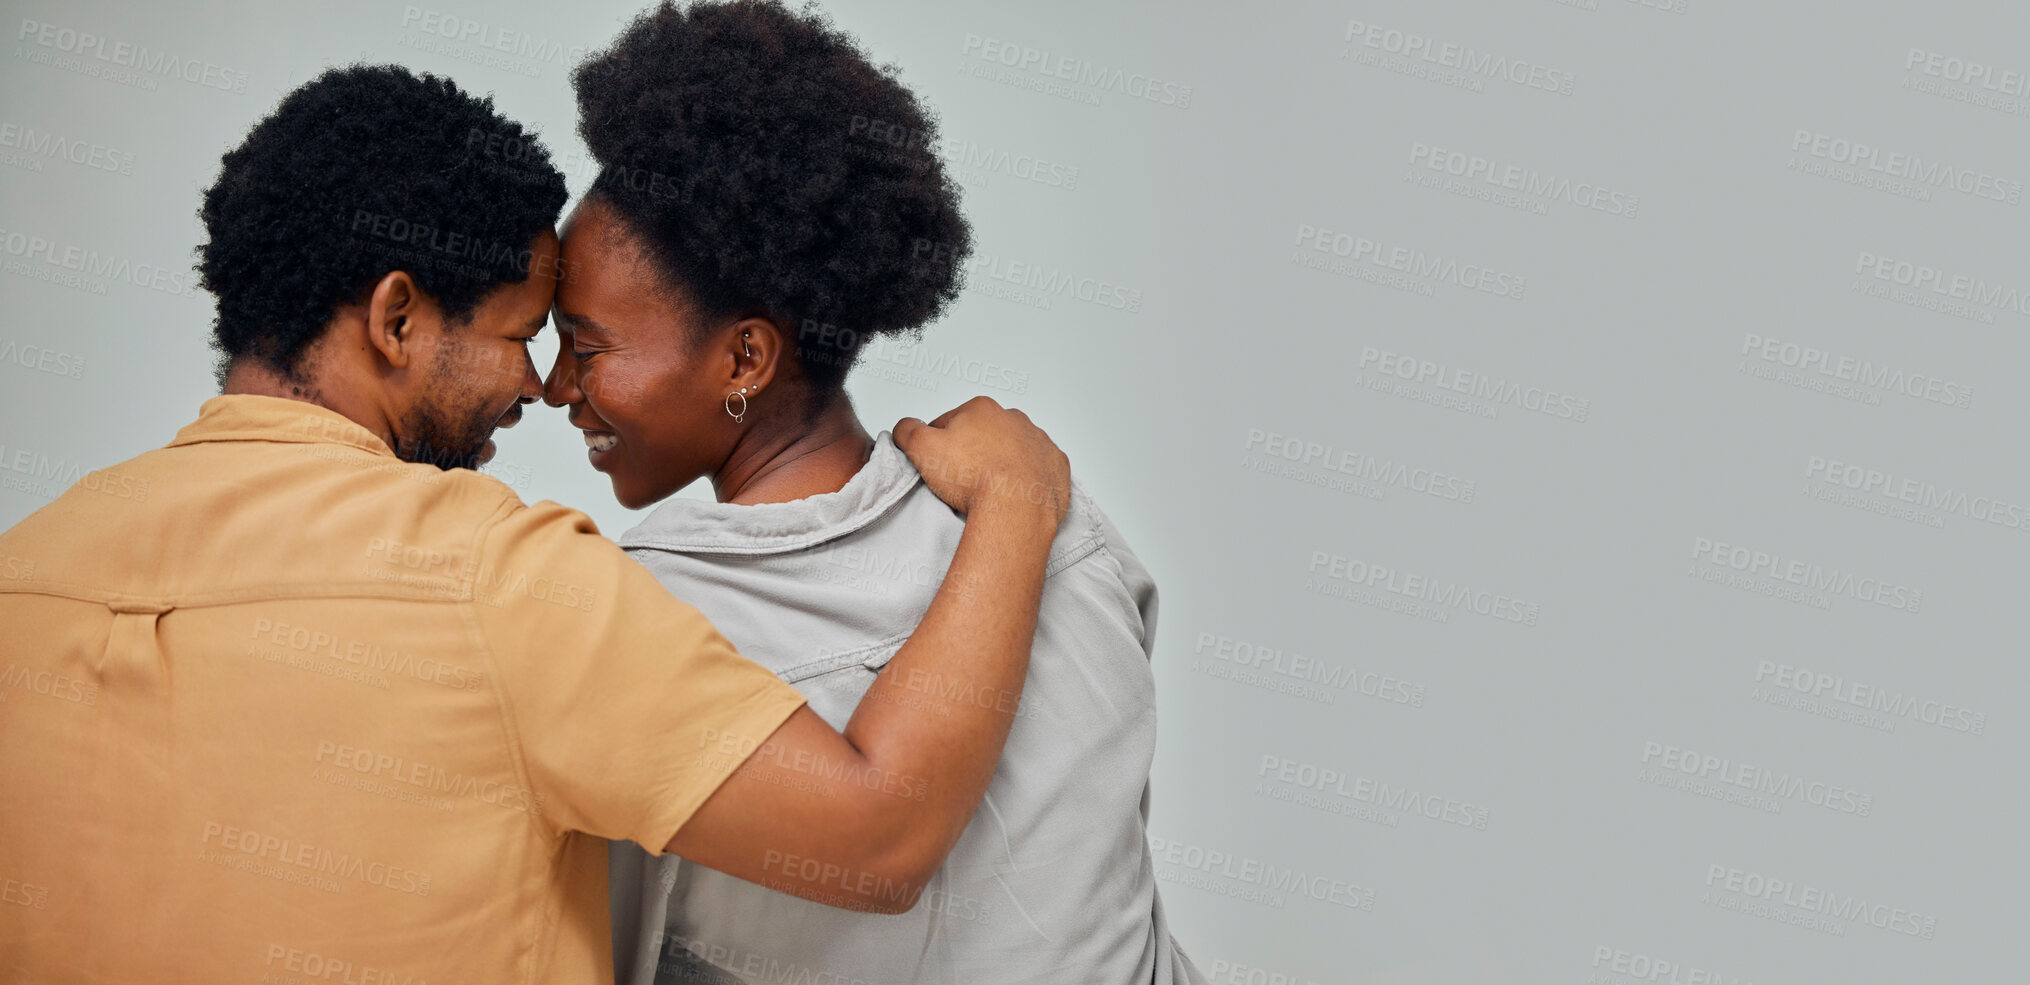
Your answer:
364,270 -> 431,371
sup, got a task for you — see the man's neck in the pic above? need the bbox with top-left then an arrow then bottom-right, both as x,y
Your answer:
221,360 -> 394,451
712,391 -> 876,506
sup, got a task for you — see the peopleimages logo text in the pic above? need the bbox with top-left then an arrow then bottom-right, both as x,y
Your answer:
1344,20 -> 1575,94
1705,865 -> 1936,939
960,34 -> 1192,107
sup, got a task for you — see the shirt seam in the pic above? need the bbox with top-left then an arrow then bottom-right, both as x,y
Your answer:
617,473 -> 923,556
624,492 -> 1107,574
0,478 -> 524,606
774,631 -> 915,682
1046,524 -> 1106,577
166,430 -> 391,452
463,492 -> 559,985
632,682 -> 807,856
706,520 -> 1110,686
465,492 -> 551,835
0,582 -> 488,606
1086,543 -> 1152,654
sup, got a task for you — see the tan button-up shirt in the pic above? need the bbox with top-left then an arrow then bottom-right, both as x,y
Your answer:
0,394 -> 806,984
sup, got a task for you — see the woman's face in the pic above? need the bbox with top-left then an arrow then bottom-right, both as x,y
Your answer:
543,200 -> 739,509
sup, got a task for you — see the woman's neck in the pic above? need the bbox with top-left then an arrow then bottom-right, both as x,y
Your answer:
712,389 -> 876,506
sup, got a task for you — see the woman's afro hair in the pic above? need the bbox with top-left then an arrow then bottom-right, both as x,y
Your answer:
572,0 -> 972,390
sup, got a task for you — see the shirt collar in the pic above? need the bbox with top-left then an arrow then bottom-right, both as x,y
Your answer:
617,430 -> 924,555
165,394 -> 396,458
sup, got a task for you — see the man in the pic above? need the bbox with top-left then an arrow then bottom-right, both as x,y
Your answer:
0,64 -> 1071,984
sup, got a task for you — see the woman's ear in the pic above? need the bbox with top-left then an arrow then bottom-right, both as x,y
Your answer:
727,315 -> 785,395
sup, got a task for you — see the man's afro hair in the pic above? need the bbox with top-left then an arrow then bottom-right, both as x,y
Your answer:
197,64 -> 569,383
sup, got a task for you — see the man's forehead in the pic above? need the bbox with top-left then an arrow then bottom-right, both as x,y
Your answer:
552,308 -> 604,337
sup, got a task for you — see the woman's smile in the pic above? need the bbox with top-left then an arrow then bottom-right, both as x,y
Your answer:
582,429 -> 619,469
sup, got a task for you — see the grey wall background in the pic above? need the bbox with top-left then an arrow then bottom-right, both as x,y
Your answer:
2,0 -> 2023,980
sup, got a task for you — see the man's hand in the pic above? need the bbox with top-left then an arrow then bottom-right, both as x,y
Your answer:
894,396 -> 1070,527
666,398 -> 1070,914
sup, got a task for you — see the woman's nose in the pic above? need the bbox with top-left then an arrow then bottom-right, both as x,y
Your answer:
542,350 -> 579,407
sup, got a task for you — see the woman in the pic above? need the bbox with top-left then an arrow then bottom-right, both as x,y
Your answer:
548,3 -> 1207,983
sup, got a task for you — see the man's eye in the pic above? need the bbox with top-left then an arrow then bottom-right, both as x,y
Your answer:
517,337 -> 539,346
572,350 -> 595,360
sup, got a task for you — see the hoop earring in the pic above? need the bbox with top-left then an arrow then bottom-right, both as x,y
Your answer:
725,388 -> 749,423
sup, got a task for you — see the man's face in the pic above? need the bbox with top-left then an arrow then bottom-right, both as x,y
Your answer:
395,230 -> 562,470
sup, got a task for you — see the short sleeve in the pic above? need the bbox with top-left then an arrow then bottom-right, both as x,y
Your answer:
472,499 -> 807,850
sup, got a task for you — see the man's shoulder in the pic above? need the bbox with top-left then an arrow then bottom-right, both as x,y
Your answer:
0,445 -> 533,602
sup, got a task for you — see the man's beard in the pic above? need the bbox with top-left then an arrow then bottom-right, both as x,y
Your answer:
394,389 -> 501,471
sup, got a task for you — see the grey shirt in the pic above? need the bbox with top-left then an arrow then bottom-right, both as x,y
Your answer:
608,431 -> 1206,985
